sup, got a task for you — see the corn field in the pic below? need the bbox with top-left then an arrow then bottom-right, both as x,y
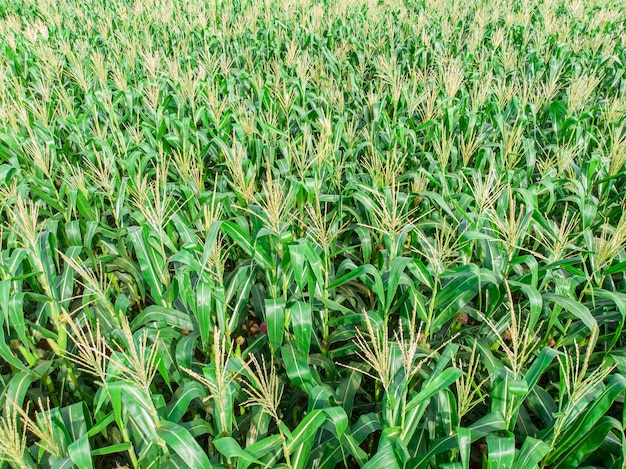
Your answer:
0,0 -> 626,467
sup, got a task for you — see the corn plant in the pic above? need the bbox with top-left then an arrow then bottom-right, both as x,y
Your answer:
0,0 -> 625,467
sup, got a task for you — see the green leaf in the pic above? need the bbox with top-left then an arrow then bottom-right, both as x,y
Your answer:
385,257 -> 412,313
289,302 -> 312,355
129,226 -> 165,305
512,437 -> 551,469
486,435 -> 515,469
554,416 -> 622,468
213,437 -> 263,467
323,406 -> 349,440
457,427 -> 471,469
68,435 -> 93,469
157,420 -> 212,469
524,348 -> 560,392
432,266 -> 480,330
196,282 -> 214,347
58,246 -> 82,311
167,381 -> 209,423
544,293 -> 596,331
62,402 -> 92,441
108,382 -> 159,443
90,442 -> 132,456
0,289 -> 30,372
593,289 -> 626,349
336,369 -> 362,419
4,365 -> 48,407
401,367 -> 464,441
245,434 -> 283,461
130,305 -> 194,331
509,280 -> 542,329
468,412 -> 507,438
286,409 -> 326,454
288,242 -> 310,294
362,428 -> 402,469
37,231 -> 59,303
547,374 -> 626,464
222,221 -> 273,270
266,298 -> 286,354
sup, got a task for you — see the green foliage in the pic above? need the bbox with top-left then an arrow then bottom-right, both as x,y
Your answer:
0,0 -> 625,467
